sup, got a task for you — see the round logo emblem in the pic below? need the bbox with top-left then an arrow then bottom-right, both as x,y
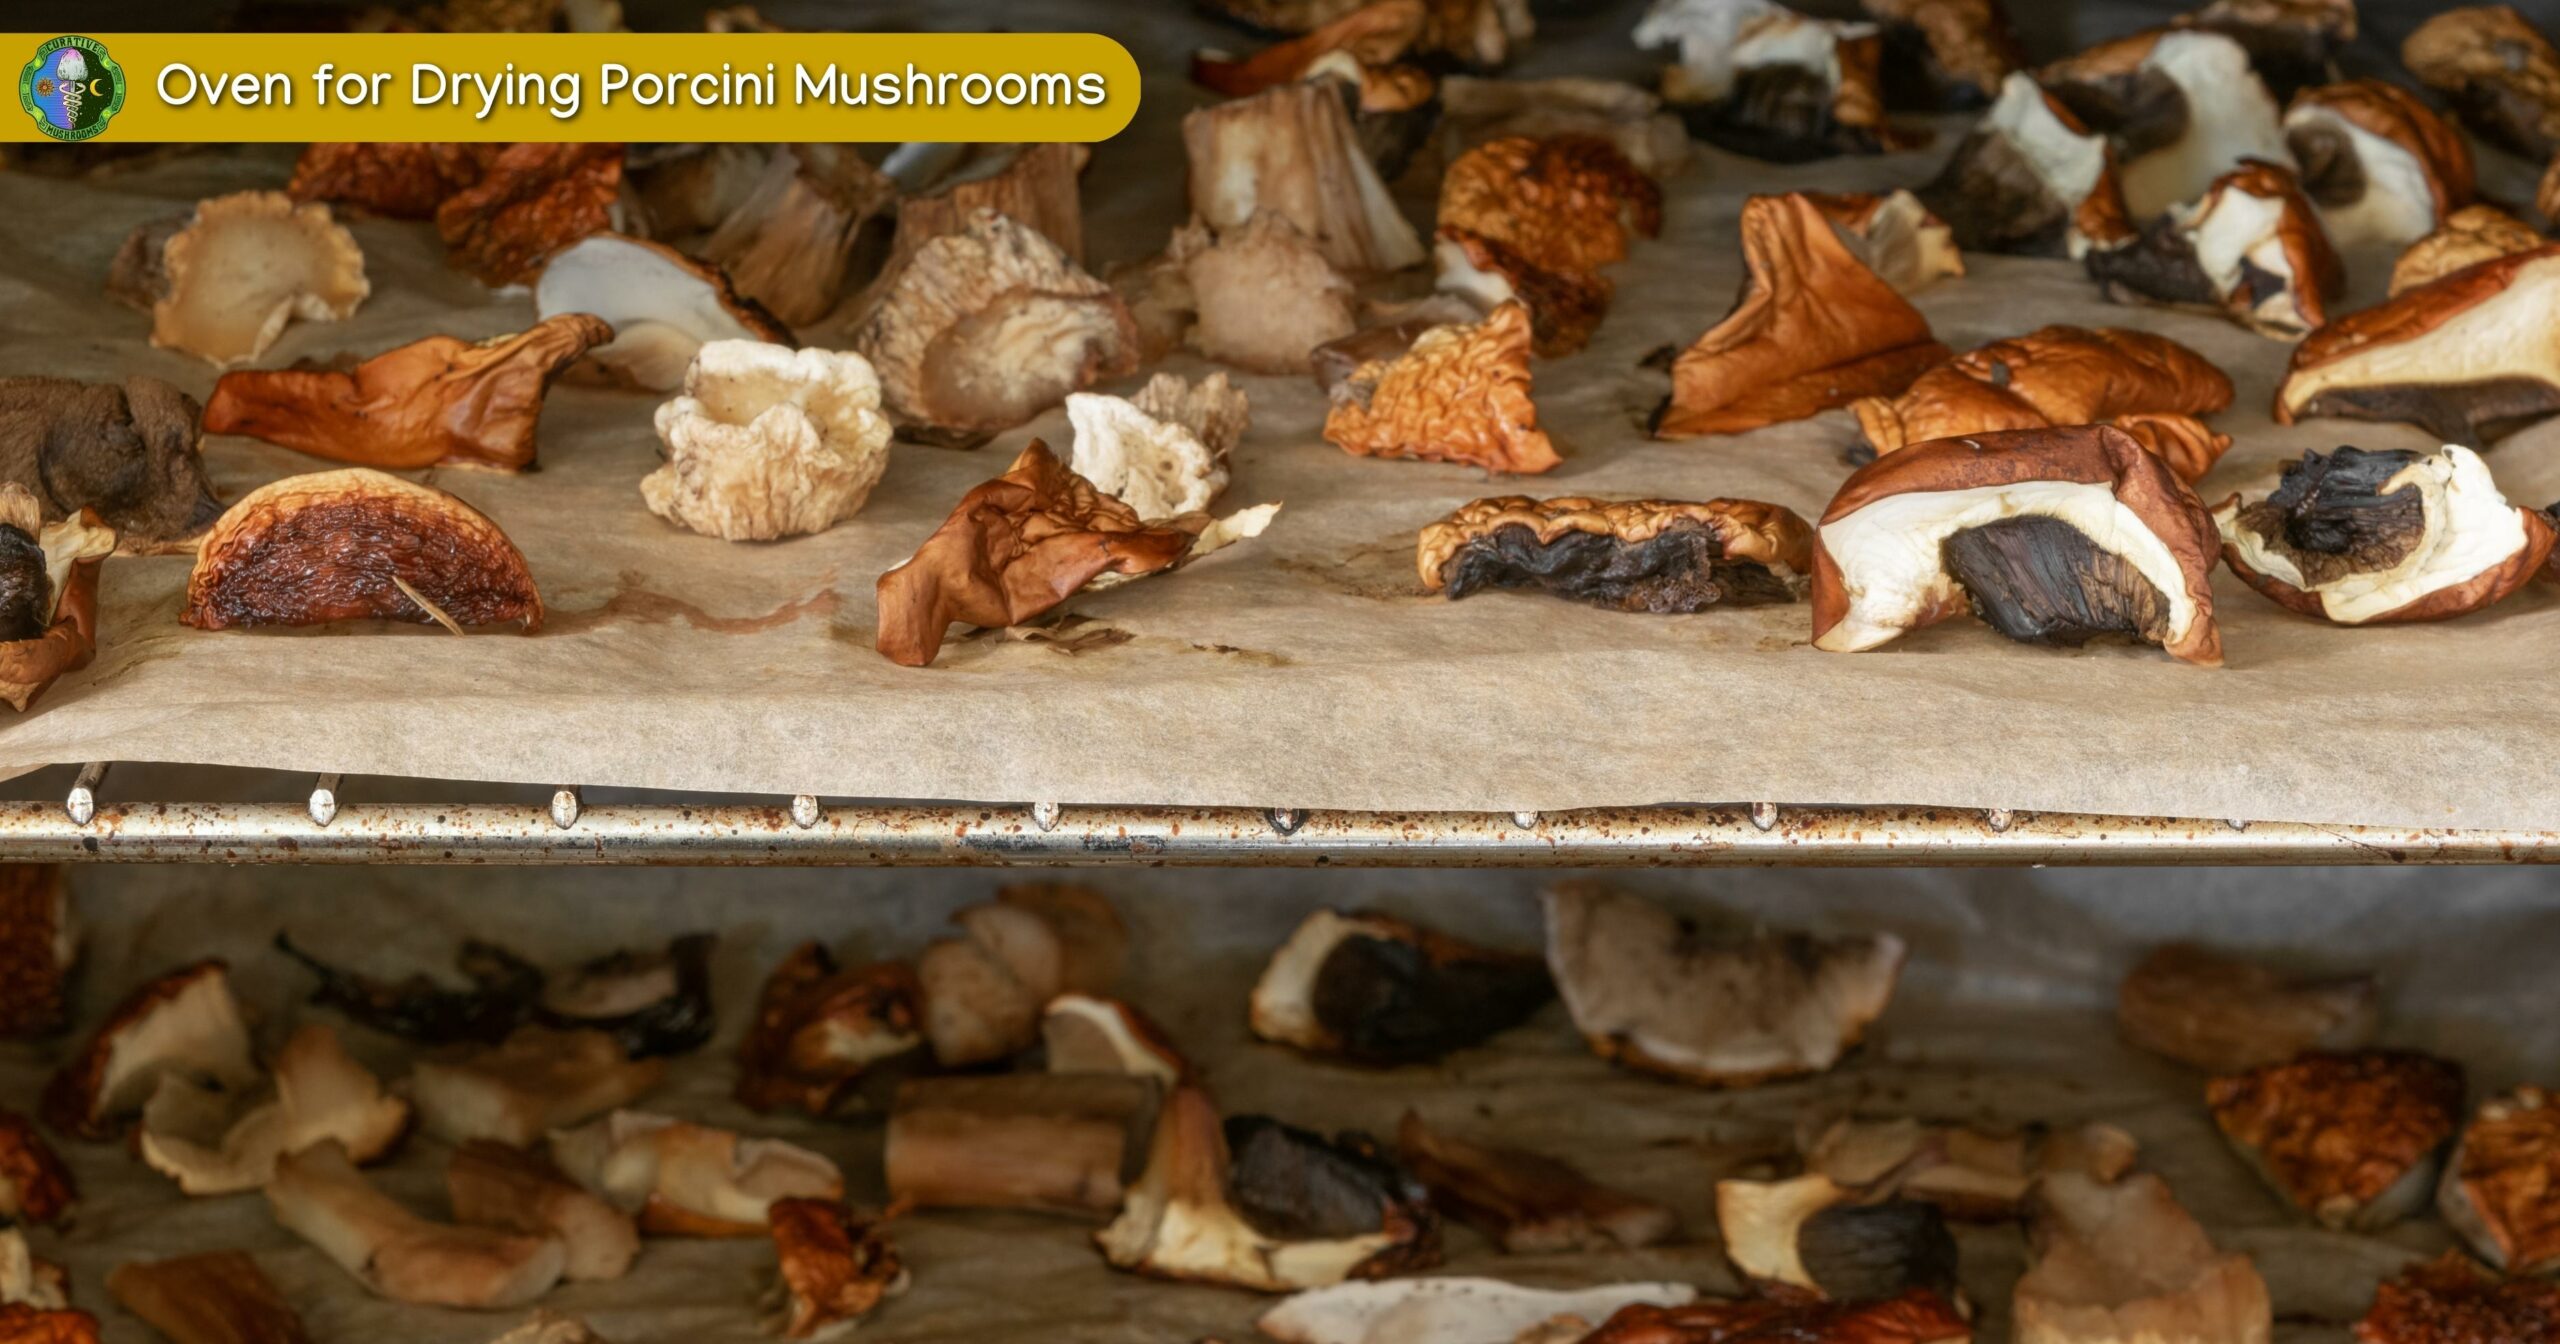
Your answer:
19,36 -> 124,143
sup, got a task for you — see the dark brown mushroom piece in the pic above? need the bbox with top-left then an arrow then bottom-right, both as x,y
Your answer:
2178,0 -> 2358,100
2356,1250 -> 2560,1344
1416,496 -> 1812,613
1635,0 -> 1920,162
181,470 -> 544,633
2402,6 -> 2560,161
1917,74 -> 2133,258
2084,161 -> 2340,339
2039,29 -> 2291,220
0,866 -> 71,1041
1247,909 -> 1550,1066
107,1251 -> 313,1344
1227,1115 -> 1437,1250
2207,1049 -> 2464,1230
1395,1112 -> 1677,1253
534,933 -> 715,1060
0,527 -> 41,644
1577,1292 -> 1973,1344
277,931 -> 541,1045
2117,943 -> 2377,1074
1863,0 -> 2023,110
763,1198 -> 908,1342
0,1112 -> 73,1228
734,944 -> 924,1118
883,1074 -> 1159,1216
0,377 -> 220,548
1715,1174 -> 1960,1303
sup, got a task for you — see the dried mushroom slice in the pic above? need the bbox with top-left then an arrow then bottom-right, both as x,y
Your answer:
1437,134 -> 1661,277
289,142 -> 494,219
1542,884 -> 1904,1087
2356,1251 -> 2560,1344
146,192 -> 369,369
2441,1088 -> 2560,1276
2403,6 -> 2560,161
878,142 -> 1088,277
1577,1293 -> 1972,1344
2085,161 -> 2340,339
42,960 -> 256,1141
1248,909 -> 1549,1065
277,931 -> 540,1044
1652,194 -> 1948,439
1044,994 -> 1190,1083
916,884 -> 1127,1068
107,1252 -> 313,1344
698,145 -> 894,328
1415,496 -> 1811,613
0,376 -> 220,546
1396,1112 -> 1677,1253
2390,207 -> 2542,298
1191,0 -> 1425,97
410,1025 -> 665,1148
1634,0 -> 1917,161
1067,372 -> 1250,522
0,1113 -> 71,1228
1183,82 -> 1427,273
1861,0 -> 2021,108
2275,243 -> 2560,444
763,1198 -> 907,1342
1851,326 -> 2235,481
2118,944 -> 2378,1074
734,944 -> 924,1117
1180,213 -> 1360,375
434,142 -> 623,287
1258,1280 -> 1698,1344
1432,227 -> 1612,357
181,470 -> 543,633
0,499 -> 111,712
2285,80 -> 2473,253
1808,190 -> 1964,294
2207,1050 -> 2464,1230
2177,0 -> 2357,100
1325,301 -> 1559,473
1813,425 -> 2225,664
641,341 -> 893,542
1714,1175 -> 1957,1301
0,865 -> 71,1039
267,1139 -> 566,1309
449,1139 -> 637,1282
2014,1172 -> 2273,1344
1918,73 -> 2133,258
0,1303 -> 95,1344
203,315 -> 612,473
2041,29 -> 2292,220
533,233 -> 794,394
882,1073 -> 1158,1215
138,1023 -> 410,1197
1799,1116 -> 2138,1218
533,933 -> 716,1059
548,1110 -> 845,1237
2215,444 -> 2556,624
1438,75 -> 1691,180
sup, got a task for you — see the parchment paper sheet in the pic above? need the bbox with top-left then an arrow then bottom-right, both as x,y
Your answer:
5,0 -> 2560,828
19,862 -> 2560,1343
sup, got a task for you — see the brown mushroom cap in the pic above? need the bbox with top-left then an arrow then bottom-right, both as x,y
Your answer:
0,865 -> 70,1040
1852,326 -> 2234,480
2117,943 -> 2378,1074
1416,496 -> 1813,613
2441,1087 -> 2560,1275
2275,242 -> 2560,442
2207,1050 -> 2465,1230
1433,227 -> 1612,357
434,142 -> 623,287
0,540 -> 99,715
1861,0 -> 2023,104
0,376 -> 220,548
735,944 -> 924,1117
1324,301 -> 1561,473
2403,6 -> 2560,160
2287,79 -> 2475,231
699,145 -> 897,329
289,142 -> 495,219
1247,909 -> 1551,1066
765,1198 -> 906,1341
107,1251 -> 312,1344
2390,206 -> 2544,298
181,469 -> 543,632
1438,135 -> 1662,278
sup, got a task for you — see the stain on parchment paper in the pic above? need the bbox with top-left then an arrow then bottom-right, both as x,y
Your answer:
1277,537 -> 1429,601
548,569 -> 840,635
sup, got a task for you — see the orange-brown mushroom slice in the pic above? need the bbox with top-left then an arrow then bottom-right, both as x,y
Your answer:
1324,301 -> 1561,473
2403,6 -> 2560,160
434,141 -> 624,287
2389,206 -> 2542,298
1437,134 -> 1662,277
181,470 -> 543,633
288,142 -> 494,219
2207,1050 -> 2464,1230
1851,326 -> 2234,482
2274,242 -> 2560,444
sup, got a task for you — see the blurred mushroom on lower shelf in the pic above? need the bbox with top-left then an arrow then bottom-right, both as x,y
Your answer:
2013,1172 -> 2272,1344
1714,1175 -> 1958,1302
1395,1112 -> 1678,1253
764,1198 -> 907,1341
1257,1278 -> 1697,1344
2439,1087 -> 2560,1276
449,1140 -> 638,1283
735,945 -> 924,1117
266,1140 -> 566,1310
2117,943 -> 2379,1073
138,1023 -> 410,1197
2207,1050 -> 2465,1230
548,1110 -> 844,1237
1248,909 -> 1550,1065
410,1025 -> 665,1148
0,491 -> 113,713
106,1251 -> 311,1344
41,960 -> 257,1142
884,1074 -> 1159,1216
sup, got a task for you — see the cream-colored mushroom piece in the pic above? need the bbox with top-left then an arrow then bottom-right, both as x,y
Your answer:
641,340 -> 892,542
2045,29 -> 2294,219
547,1109 -> 844,1237
409,1025 -> 665,1149
147,192 -> 369,369
1066,373 -> 1250,522
139,1023 -> 410,1197
1182,82 -> 1427,274
1180,214 -> 1361,375
267,1140 -> 567,1310
534,234 -> 792,393
2013,1172 -> 2273,1344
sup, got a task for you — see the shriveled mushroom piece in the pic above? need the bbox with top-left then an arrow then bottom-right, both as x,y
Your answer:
1417,496 -> 1813,613
851,210 -> 1137,439
2274,244 -> 2560,443
2085,162 -> 2340,339
1439,77 -> 1690,179
41,961 -> 257,1141
435,142 -> 623,287
181,470 -> 544,633
641,341 -> 891,542
1433,227 -> 1613,357
141,192 -> 369,368
2117,944 -> 2377,1074
915,884 -> 1126,1067
1191,0 -> 1424,97
1326,302 -> 1559,473
1439,135 -> 1661,277
2440,1087 -> 2560,1276
2207,1049 -> 2464,1230
2284,80 -> 2473,253
1916,73 -> 2133,258
883,1074 -> 1159,1215
1850,327 -> 2233,481
2403,7 -> 2560,161
2356,1251 -> 2560,1344
532,934 -> 714,1060
1396,1112 -> 1677,1253
878,143 -> 1088,274
1861,0 -> 2021,108
107,1251 -> 312,1344
1714,1175 -> 1958,1301
0,377 -> 220,546
548,1110 -> 845,1237
2040,30 -> 2292,220
735,944 -> 923,1117
1096,1085 -> 1439,1291
763,1198 -> 907,1342
1808,191 -> 1964,295
533,233 -> 793,393
1543,884 -> 1904,1087
1248,910 -> 1548,1065
1177,213 -> 1360,375
0,1113 -> 72,1228
289,142 -> 493,219
411,1025 -> 665,1148
139,1023 -> 411,1197
1553,1293 -> 1974,1344
0,864 -> 71,1040
1650,194 -> 1949,440
1182,82 -> 1427,273
278,932 -> 540,1044
2389,207 -> 2542,298
2013,1172 -> 2273,1344
1798,1115 -> 2139,1218
1811,426 -> 2226,664
1067,373 -> 1250,522
2177,0 -> 2357,100
697,146 -> 894,328
449,1140 -> 638,1282
1258,1280 -> 1698,1344
0,500 -> 111,714
2215,445 -> 2556,624
202,315 -> 612,473
1043,994 -> 1190,1083
267,1139 -> 565,1309
1633,0 -> 1917,161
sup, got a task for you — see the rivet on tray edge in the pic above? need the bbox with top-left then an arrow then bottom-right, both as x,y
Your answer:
309,774 -> 341,828
550,788 -> 582,830
791,795 -> 821,829
1748,802 -> 1778,832
1030,801 -> 1061,832
1268,807 -> 1303,836
64,762 -> 108,827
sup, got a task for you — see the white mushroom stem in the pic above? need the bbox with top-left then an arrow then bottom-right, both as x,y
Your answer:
267,1140 -> 567,1310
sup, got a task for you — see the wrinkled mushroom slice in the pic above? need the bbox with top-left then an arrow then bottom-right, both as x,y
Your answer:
2390,207 -> 2542,298
149,191 -> 370,369
41,960 -> 257,1141
2206,1049 -> 2464,1230
2284,80 -> 2473,253
1807,190 -> 1964,295
1416,496 -> 1814,613
1439,135 -> 1661,277
449,1139 -> 638,1283
1812,426 -> 2226,664
1581,1294 -> 1973,1344
1634,0 -> 1916,161
1043,994 -> 1191,1083
734,944 -> 924,1117
2215,444 -> 2556,624
0,1113 -> 71,1228
1440,76 -> 1690,180
1650,194 -> 1949,440
1797,1115 -> 2139,1219
1917,73 -> 2133,258
1395,1112 -> 1677,1253
1326,302 -> 1560,473
1715,1175 -> 1959,1302
289,141 -> 493,219
532,933 -> 715,1059
2403,7 -> 2560,161
548,1110 -> 845,1237
643,341 -> 892,543
2178,0 -> 2357,100
764,1198 -> 907,1342
1432,228 -> 1611,358
883,1073 -> 1159,1215
181,469 -> 543,632
1067,373 -> 1250,522
1542,884 -> 1904,1087
534,233 -> 794,394
2275,243 -> 2560,444
917,883 -> 1128,1067
1861,0 -> 2021,108
1183,81 -> 1427,274
0,865 -> 72,1039
268,1140 -> 566,1310
2116,943 -> 2378,1074
412,1025 -> 665,1149
0,376 -> 220,546
107,1251 -> 312,1344
2440,1087 -> 2560,1276
0,503 -> 113,712
1192,0 -> 1425,96
0,1302 -> 96,1344
1849,326 -> 2233,476
2357,1250 -> 2560,1344
277,931 -> 541,1044
1248,909 -> 1550,1065
434,142 -> 623,287
1260,1279 -> 1698,1344
700,145 -> 895,329
203,315 -> 612,473
2014,1172 -> 2274,1344
2041,29 -> 2292,221
139,1023 -> 411,1197
2086,161 -> 2340,339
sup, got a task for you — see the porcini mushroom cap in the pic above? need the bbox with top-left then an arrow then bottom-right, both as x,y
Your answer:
1850,326 -> 2234,468
1417,496 -> 1813,604
181,469 -> 543,633
1247,909 -> 1550,1066
642,340 -> 893,542
734,944 -> 923,1117
2389,206 -> 2543,298
765,1197 -> 907,1341
1182,212 -> 1361,376
2357,1250 -> 2560,1344
2206,1050 -> 2464,1230
150,192 -> 369,369
2440,1087 -> 2560,1275
2088,161 -> 2340,339
1437,134 -> 1661,277
1919,72 -> 2134,259
534,233 -> 793,394
2402,5 -> 2560,160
